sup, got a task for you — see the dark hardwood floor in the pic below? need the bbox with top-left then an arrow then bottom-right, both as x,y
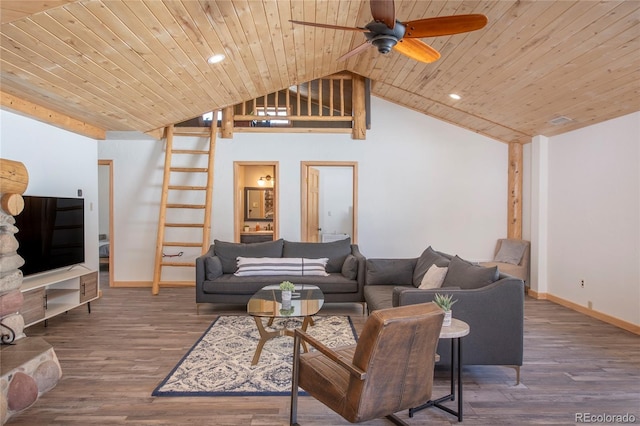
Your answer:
7,272 -> 640,425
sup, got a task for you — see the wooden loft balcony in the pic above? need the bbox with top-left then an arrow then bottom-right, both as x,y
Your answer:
175,73 -> 369,140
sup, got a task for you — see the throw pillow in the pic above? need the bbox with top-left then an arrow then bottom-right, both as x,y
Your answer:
213,239 -> 284,273
442,255 -> 499,290
341,254 -> 358,280
494,240 -> 527,265
418,264 -> 448,289
234,257 -> 329,276
204,256 -> 223,280
282,238 -> 351,273
412,246 -> 450,287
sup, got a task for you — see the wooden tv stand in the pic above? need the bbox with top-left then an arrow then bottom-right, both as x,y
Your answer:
20,266 -> 99,327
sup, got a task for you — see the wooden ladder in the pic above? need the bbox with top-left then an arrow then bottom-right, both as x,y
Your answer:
151,121 -> 217,295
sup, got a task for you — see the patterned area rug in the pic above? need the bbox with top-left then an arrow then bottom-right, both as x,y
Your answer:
152,315 -> 357,396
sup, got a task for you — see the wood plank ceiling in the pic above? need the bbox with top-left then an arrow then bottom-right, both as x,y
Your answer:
1,1 -> 639,143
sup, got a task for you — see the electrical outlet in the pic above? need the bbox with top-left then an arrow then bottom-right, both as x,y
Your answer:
580,280 -> 585,288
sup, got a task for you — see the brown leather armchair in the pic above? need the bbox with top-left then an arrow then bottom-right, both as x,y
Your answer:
290,303 -> 444,425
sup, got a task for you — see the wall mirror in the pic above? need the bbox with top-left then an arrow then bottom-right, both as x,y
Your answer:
244,187 -> 274,221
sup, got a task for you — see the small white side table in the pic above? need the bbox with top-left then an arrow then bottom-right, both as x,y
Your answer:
409,318 -> 470,422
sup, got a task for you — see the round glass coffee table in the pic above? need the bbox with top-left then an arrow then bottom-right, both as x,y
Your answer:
247,284 -> 324,365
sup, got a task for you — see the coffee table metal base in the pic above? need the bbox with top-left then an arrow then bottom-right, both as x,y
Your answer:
251,315 -> 314,365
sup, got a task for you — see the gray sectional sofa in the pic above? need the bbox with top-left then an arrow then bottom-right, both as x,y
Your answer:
364,246 -> 525,383
195,238 -> 366,310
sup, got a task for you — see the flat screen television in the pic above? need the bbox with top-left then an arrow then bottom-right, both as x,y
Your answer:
14,196 -> 85,276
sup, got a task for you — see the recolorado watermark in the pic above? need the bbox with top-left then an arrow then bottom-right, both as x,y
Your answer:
576,412 -> 636,423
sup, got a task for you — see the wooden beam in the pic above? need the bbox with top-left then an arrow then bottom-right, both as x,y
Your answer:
0,91 -> 106,140
352,75 -> 366,140
145,128 -> 165,140
0,159 -> 29,194
508,142 -> 523,239
220,106 -> 234,139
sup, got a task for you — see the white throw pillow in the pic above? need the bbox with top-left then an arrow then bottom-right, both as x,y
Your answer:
419,264 -> 448,289
234,257 -> 329,276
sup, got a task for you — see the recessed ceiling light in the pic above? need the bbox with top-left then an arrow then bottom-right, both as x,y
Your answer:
207,54 -> 225,64
449,93 -> 461,100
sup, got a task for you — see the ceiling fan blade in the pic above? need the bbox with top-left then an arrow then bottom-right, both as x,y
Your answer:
289,20 -> 367,32
403,14 -> 488,38
337,41 -> 373,62
393,38 -> 441,63
370,0 -> 396,29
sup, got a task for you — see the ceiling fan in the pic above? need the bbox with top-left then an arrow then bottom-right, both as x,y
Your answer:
290,0 -> 488,63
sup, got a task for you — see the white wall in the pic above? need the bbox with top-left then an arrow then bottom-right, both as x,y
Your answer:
544,112 -> 640,325
0,109 -> 99,274
98,97 -> 509,283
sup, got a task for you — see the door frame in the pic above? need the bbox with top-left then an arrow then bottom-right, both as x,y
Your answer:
300,161 -> 358,243
233,161 -> 279,242
98,159 -> 114,287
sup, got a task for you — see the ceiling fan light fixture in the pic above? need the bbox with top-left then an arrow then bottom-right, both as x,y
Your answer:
449,93 -> 461,100
207,54 -> 225,64
370,35 -> 398,54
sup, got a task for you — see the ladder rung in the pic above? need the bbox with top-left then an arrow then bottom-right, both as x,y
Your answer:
168,185 -> 207,190
173,128 -> 211,136
161,262 -> 196,267
166,204 -> 205,209
164,242 -> 202,247
165,223 -> 204,228
172,149 -> 209,155
170,167 -> 207,173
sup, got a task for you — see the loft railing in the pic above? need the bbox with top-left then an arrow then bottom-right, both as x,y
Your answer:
220,73 -> 367,140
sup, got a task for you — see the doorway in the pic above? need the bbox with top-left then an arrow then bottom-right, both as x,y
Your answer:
98,160 -> 114,287
301,162 -> 358,243
234,162 -> 279,242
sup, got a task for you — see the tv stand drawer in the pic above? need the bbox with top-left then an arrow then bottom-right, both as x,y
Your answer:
21,287 -> 46,325
80,272 -> 98,303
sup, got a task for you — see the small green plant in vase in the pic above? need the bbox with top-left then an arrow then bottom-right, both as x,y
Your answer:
279,281 -> 295,301
434,293 -> 457,326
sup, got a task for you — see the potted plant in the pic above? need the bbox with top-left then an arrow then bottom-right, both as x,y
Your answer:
434,293 -> 458,326
279,280 -> 295,301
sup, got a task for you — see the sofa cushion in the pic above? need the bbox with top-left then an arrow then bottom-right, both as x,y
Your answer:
205,256 -> 223,280
494,240 -> 527,265
412,246 -> 450,287
366,258 -> 415,285
283,238 -> 351,273
234,257 -> 329,277
418,264 -> 448,289
341,254 -> 358,280
363,285 -> 399,311
442,255 -> 499,289
213,239 -> 284,273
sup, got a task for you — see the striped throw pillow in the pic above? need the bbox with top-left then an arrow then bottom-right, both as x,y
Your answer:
234,257 -> 329,276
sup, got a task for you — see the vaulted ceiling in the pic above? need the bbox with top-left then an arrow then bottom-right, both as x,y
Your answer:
1,1 -> 639,143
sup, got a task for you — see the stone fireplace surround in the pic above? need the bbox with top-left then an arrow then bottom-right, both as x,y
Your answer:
0,160 -> 62,424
